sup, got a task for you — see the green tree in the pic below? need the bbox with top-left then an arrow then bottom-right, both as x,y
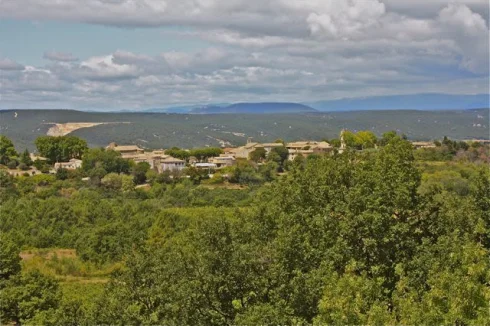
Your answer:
315,271 -> 394,325
249,147 -> 266,162
101,173 -> 123,190
82,148 -> 130,175
6,160 -> 18,169
0,234 -> 21,282
165,147 -> 190,161
0,170 -> 18,200
0,135 -> 17,165
131,162 -> 150,184
55,168 -> 69,180
356,130 -> 377,149
0,270 -> 61,325
96,215 -> 268,325
19,149 -> 33,167
268,146 -> 289,167
342,130 -> 360,149
190,147 -> 223,161
35,136 -> 87,163
329,138 -> 341,148
121,174 -> 135,192
378,130 -> 398,146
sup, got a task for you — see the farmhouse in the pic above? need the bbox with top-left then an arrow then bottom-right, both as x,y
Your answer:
228,138 -> 263,159
54,159 -> 83,170
261,143 -> 284,154
286,141 -> 333,160
106,143 -> 186,172
209,155 -> 236,168
194,163 -> 218,169
286,141 -> 332,160
160,156 -> 185,172
106,142 -> 144,157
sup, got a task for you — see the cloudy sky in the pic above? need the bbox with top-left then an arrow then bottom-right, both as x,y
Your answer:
0,0 -> 489,110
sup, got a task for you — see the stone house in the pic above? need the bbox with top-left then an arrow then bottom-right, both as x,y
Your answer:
286,141 -> 333,160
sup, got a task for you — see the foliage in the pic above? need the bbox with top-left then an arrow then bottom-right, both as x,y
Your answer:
0,135 -> 17,165
267,145 -> 289,169
0,238 -> 61,325
35,135 -> 87,163
165,147 -> 223,162
2,109 -> 488,151
131,162 -> 150,184
1,133 -> 489,324
249,147 -> 267,162
165,147 -> 190,160
20,149 -> 33,167
0,234 -> 21,281
82,148 -> 130,176
342,129 -> 378,149
0,270 -> 61,325
6,159 -> 18,169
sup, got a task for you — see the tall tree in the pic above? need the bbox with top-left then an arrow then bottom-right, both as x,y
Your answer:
20,149 -> 33,167
0,135 -> 17,165
82,148 -> 130,175
249,148 -> 266,162
35,136 -> 87,163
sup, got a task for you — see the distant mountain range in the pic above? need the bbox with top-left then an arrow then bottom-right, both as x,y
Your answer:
2,93 -> 487,114
306,93 -> 489,111
140,93 -> 488,114
190,102 -> 316,114
143,102 -> 316,114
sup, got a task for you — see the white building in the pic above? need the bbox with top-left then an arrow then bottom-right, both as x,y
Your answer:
160,157 -> 185,172
195,163 -> 218,169
54,159 -> 83,170
209,155 -> 236,168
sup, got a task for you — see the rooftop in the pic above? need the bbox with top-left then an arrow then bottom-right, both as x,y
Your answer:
161,157 -> 185,163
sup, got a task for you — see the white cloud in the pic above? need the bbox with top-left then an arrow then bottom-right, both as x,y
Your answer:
437,4 -> 489,73
0,1 -> 488,109
75,55 -> 140,81
304,0 -> 386,39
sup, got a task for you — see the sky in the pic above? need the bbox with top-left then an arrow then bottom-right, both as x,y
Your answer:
0,0 -> 489,110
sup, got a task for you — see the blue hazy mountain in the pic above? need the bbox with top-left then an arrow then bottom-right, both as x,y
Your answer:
191,102 -> 317,114
307,93 -> 489,111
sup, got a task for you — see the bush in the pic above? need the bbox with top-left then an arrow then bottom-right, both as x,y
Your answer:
7,160 -> 18,169
56,168 -> 69,180
18,163 -> 29,171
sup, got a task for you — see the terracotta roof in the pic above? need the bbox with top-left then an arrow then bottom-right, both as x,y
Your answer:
108,145 -> 143,152
288,149 -> 314,154
244,142 -> 260,149
161,156 -> 185,163
261,143 -> 284,147
287,141 -> 332,149
314,142 -> 332,149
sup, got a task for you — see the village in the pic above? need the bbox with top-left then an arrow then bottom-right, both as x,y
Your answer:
102,138 -> 335,172
5,137 -> 337,177
3,129 -> 489,180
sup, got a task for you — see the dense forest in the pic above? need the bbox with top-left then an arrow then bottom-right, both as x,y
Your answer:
0,109 -> 487,150
0,132 -> 489,325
